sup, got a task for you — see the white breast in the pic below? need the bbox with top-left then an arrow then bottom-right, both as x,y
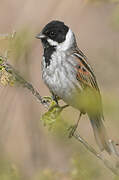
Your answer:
42,50 -> 82,107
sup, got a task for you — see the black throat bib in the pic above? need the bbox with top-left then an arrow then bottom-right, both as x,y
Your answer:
42,38 -> 56,68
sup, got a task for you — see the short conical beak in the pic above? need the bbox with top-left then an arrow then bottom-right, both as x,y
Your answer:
36,32 -> 46,39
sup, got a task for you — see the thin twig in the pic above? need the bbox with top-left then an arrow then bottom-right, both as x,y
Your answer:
2,60 -> 49,108
73,133 -> 119,176
0,57 -> 119,176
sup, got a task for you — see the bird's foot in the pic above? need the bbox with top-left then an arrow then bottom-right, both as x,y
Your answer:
41,96 -> 69,111
68,124 -> 78,138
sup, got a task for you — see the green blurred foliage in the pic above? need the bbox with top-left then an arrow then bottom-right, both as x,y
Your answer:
41,96 -> 70,139
114,176 -> 119,180
41,97 -> 63,128
71,151 -> 102,180
111,0 -> 119,2
85,0 -> 110,4
0,155 -> 115,180
111,5 -> 119,30
34,149 -> 109,180
9,28 -> 33,62
103,94 -> 119,116
34,169 -> 63,180
0,157 -> 21,180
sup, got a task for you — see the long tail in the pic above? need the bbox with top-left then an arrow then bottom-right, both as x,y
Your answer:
88,114 -> 111,154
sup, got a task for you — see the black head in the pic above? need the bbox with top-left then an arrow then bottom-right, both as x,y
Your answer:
36,20 -> 69,44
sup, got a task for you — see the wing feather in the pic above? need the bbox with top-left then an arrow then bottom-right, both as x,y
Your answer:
73,48 -> 104,118
73,49 -> 99,91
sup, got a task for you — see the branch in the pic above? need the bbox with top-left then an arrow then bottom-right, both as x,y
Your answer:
73,133 -> 119,176
0,57 -> 49,108
0,56 -> 119,176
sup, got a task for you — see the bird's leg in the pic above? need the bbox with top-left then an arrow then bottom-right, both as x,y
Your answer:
68,112 -> 82,138
52,93 -> 69,110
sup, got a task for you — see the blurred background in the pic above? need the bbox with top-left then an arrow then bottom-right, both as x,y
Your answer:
0,0 -> 119,179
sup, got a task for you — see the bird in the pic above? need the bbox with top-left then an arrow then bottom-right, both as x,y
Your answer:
36,20 -> 111,153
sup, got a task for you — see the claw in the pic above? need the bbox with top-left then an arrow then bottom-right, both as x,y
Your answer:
68,124 -> 77,138
41,96 -> 52,103
41,96 -> 69,111
41,96 -> 53,107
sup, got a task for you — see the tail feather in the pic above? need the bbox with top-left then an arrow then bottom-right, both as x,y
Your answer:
89,114 -> 111,154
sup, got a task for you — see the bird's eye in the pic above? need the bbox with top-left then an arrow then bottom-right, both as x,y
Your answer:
50,31 -> 56,37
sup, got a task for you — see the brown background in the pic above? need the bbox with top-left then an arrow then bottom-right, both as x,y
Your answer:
0,0 -> 119,179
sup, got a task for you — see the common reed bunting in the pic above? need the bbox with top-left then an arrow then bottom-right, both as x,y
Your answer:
36,20 -> 111,153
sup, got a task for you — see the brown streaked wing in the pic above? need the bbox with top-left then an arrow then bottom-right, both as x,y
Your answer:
72,48 -> 104,118
73,49 -> 100,91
